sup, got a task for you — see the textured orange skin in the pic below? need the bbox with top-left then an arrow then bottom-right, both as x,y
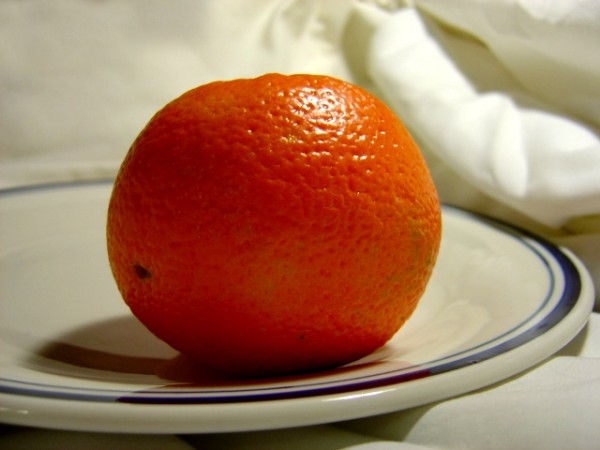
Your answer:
106,73 -> 441,377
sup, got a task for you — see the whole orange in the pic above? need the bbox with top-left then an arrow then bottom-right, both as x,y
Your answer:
106,73 -> 441,377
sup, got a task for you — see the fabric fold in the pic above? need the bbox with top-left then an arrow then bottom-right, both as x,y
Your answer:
368,6 -> 600,228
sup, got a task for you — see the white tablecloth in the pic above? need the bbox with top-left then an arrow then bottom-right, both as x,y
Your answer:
1,1 -> 599,448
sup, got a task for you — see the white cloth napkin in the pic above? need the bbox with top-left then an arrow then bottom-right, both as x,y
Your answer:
369,2 -> 600,229
1,0 -> 599,448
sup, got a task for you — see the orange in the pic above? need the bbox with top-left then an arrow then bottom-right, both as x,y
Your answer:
106,73 -> 441,377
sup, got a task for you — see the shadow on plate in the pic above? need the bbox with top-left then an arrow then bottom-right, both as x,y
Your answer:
27,315 -> 392,387
26,315 -> 173,382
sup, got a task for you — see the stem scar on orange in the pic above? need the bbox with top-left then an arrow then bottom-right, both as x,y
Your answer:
106,73 -> 442,377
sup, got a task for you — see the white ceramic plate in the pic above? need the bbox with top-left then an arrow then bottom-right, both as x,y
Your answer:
0,181 -> 594,433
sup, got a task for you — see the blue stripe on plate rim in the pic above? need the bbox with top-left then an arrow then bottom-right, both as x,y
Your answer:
0,181 -> 582,404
